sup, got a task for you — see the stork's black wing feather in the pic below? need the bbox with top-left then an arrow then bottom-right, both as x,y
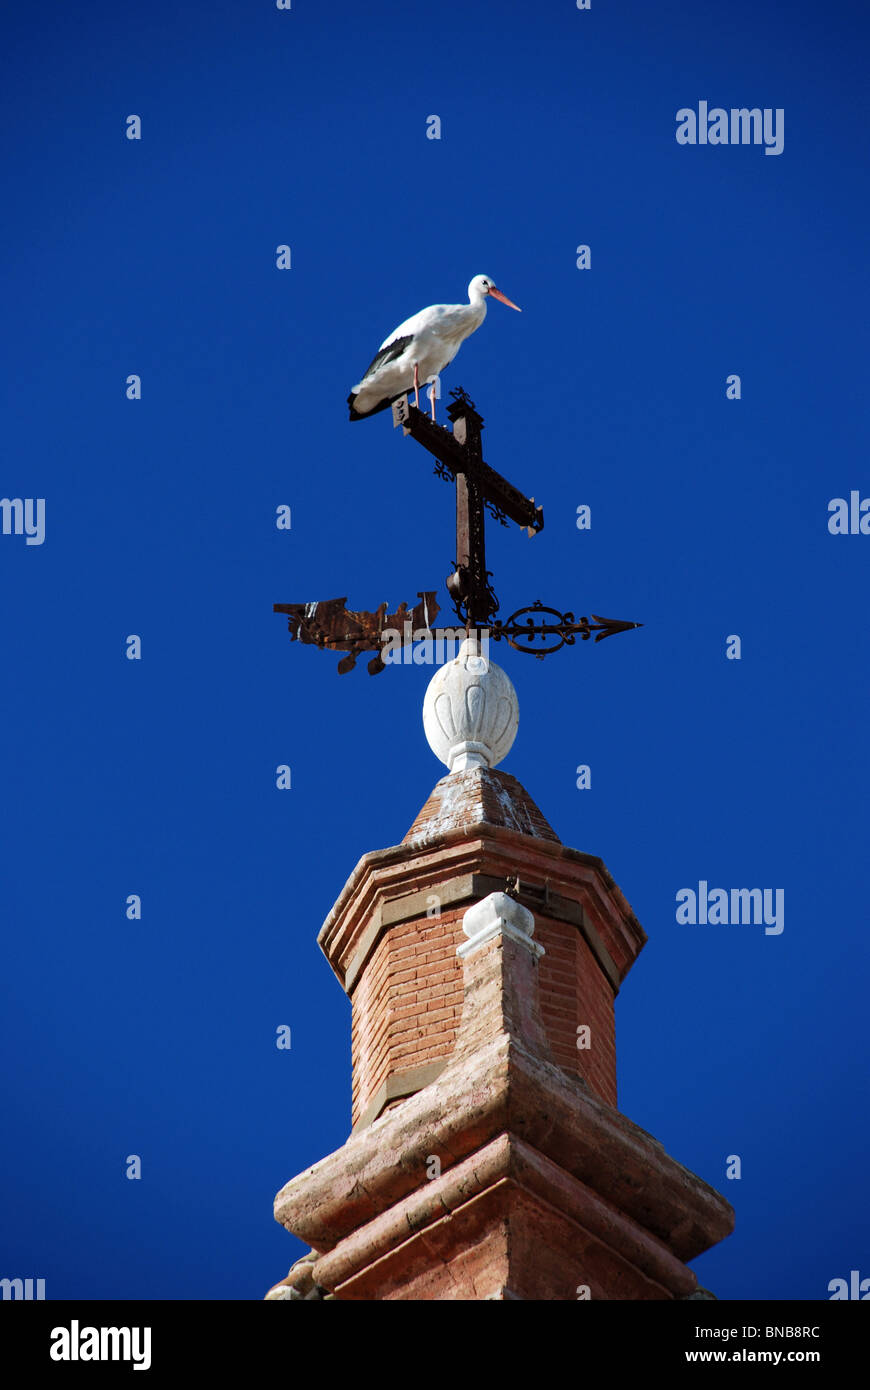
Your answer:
359,333 -> 414,382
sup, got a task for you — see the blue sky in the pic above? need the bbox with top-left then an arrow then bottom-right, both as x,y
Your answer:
1,0 -> 868,1300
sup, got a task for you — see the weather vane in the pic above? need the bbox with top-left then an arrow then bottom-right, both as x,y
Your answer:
275,275 -> 641,673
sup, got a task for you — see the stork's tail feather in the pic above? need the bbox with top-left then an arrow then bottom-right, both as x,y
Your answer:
347,390 -> 404,422
347,392 -> 367,422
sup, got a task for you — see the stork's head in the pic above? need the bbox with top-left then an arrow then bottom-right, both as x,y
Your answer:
469,274 -> 522,311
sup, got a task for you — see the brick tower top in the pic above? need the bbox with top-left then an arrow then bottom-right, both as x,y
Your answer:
267,640 -> 733,1300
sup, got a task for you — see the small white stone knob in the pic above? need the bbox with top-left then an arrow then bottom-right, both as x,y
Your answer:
422,638 -> 519,772
458,891 -> 543,959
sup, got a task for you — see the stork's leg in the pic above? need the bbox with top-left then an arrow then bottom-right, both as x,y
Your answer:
413,362 -> 419,409
430,383 -> 436,421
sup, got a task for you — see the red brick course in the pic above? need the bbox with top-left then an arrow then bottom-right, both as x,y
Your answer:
351,906 -> 622,1123
329,767 -> 645,1124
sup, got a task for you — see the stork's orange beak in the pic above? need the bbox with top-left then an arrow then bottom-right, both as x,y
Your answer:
489,286 -> 522,312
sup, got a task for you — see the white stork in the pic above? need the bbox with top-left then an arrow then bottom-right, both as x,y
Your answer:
347,274 -> 521,422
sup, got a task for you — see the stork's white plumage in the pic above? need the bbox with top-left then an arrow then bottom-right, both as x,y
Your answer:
347,274 -> 521,421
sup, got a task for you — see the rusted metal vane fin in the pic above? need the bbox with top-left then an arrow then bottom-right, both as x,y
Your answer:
273,593 -> 440,675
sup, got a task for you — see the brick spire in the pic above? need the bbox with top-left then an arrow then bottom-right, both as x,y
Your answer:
266,643 -> 733,1300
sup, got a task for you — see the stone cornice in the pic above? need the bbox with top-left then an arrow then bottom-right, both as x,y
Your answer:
318,827 -> 646,997
274,1031 -> 733,1266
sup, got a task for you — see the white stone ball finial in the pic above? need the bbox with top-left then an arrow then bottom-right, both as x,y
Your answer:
422,637 -> 519,772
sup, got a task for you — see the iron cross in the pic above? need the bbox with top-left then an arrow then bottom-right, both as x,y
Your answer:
392,386 -> 641,656
274,385 -> 641,672
391,387 -> 542,629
